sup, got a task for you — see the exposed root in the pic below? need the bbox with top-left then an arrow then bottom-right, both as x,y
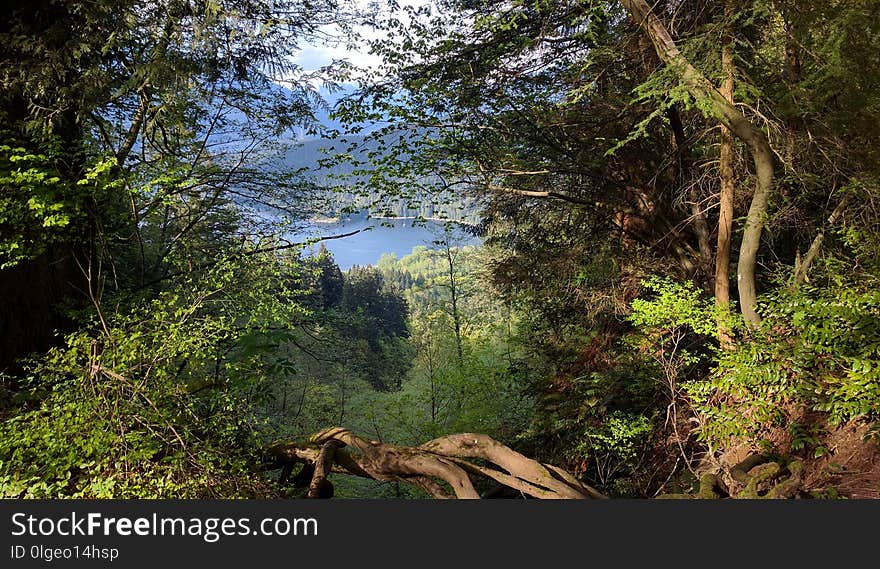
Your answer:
266,427 -> 606,499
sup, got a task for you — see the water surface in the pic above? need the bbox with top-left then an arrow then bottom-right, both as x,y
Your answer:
292,217 -> 480,271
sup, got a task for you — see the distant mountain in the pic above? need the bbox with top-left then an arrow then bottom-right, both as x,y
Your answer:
268,130 -> 482,225
273,134 -> 378,180
228,82 -> 482,225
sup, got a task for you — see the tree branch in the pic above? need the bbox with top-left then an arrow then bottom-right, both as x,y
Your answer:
140,229 -> 362,289
793,193 -> 851,286
267,427 -> 605,499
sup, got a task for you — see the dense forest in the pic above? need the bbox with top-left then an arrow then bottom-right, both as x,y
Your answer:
1,0 -> 879,499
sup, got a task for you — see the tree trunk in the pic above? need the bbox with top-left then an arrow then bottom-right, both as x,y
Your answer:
621,0 -> 775,327
716,0 -> 737,348
446,245 -> 464,367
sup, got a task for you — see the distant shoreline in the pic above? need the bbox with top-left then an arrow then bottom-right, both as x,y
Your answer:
308,214 -> 477,228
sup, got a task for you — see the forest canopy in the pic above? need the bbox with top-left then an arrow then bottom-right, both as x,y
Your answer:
1,0 -> 878,499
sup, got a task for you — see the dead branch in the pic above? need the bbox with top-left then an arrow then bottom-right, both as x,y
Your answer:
266,427 -> 606,499
308,440 -> 340,498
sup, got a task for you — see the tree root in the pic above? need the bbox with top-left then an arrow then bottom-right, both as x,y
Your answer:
267,431 -> 809,500
656,473 -> 724,499
657,454 -> 806,499
729,454 -> 804,499
266,427 -> 606,499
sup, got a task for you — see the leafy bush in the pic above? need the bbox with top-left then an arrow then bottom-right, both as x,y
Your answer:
0,142 -> 122,268
569,411 -> 656,495
629,277 -> 720,338
688,281 -> 880,450
0,255 -> 308,498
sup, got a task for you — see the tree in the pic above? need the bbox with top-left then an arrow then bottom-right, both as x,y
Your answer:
313,245 -> 344,308
409,313 -> 444,424
0,0 -> 378,498
429,227 -> 476,367
336,2 -> 730,315
715,0 -> 737,347
339,266 -> 411,390
620,0 -> 774,328
0,0 -> 345,367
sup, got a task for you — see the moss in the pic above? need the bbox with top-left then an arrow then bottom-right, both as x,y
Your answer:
697,473 -> 721,499
738,462 -> 782,498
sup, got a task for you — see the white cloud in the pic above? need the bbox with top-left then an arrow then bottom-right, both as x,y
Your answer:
293,28 -> 384,77
287,0 -> 432,85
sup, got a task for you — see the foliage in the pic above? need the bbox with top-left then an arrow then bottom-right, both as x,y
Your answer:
4,0 -> 880,500
369,245 -> 532,444
570,411 -> 655,495
627,277 -> 725,401
0,144 -> 122,268
629,277 -> 721,338
0,251 -> 311,498
689,278 -> 880,451
517,342 -> 664,497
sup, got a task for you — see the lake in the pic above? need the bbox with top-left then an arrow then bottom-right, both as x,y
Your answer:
291,217 -> 481,271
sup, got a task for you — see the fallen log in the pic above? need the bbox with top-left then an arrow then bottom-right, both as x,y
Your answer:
266,427 -> 606,499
